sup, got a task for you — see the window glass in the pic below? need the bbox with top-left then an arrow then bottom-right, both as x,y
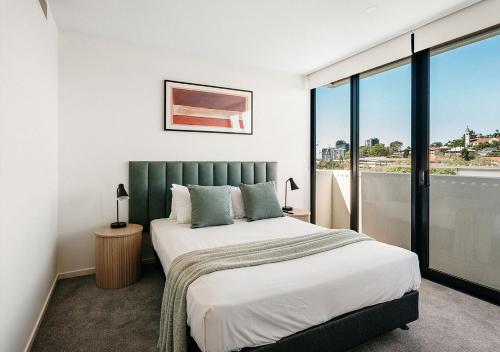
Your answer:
315,81 -> 351,228
359,61 -> 412,249
429,32 -> 500,290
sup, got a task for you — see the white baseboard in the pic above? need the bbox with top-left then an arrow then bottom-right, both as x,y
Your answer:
57,257 -> 155,280
24,274 -> 58,352
58,267 -> 96,280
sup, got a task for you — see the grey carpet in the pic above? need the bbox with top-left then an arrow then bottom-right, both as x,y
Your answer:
32,266 -> 500,352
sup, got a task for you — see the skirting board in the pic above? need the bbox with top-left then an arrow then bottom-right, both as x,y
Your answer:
24,275 -> 58,352
57,257 -> 154,280
58,267 -> 96,280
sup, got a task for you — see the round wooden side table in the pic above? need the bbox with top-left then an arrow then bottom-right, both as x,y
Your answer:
94,223 -> 143,289
284,208 -> 311,223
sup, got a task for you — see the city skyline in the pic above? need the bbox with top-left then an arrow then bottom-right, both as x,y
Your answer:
316,33 -> 500,154
318,125 -> 499,160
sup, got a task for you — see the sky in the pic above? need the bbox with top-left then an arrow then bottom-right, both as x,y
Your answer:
316,33 -> 500,154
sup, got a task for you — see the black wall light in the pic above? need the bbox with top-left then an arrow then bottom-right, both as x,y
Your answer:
282,177 -> 299,211
111,184 -> 129,228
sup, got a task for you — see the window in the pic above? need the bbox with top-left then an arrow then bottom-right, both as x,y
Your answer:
315,80 -> 350,229
359,60 -> 412,249
311,26 -> 500,303
429,31 -> 500,291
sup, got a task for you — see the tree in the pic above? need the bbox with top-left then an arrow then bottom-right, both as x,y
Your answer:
461,148 -> 471,161
389,141 -> 403,153
476,142 -> 491,150
403,147 -> 411,158
431,142 -> 443,147
335,140 -> 348,148
359,146 -> 369,157
368,144 -> 389,157
446,138 -> 464,148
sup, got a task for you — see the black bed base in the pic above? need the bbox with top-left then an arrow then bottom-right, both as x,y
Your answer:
153,250 -> 419,352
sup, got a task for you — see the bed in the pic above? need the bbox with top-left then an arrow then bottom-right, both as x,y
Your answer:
129,161 -> 420,352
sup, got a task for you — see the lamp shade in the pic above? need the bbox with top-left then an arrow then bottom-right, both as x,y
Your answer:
288,178 -> 299,191
117,184 -> 129,200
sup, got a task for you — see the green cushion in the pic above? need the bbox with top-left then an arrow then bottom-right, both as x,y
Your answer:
239,182 -> 284,221
188,185 -> 234,228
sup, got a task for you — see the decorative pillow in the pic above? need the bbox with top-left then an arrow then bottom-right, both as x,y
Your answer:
239,182 -> 283,221
230,186 -> 246,219
171,185 -> 191,224
189,185 -> 234,228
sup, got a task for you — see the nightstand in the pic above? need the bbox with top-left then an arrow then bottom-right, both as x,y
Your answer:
94,223 -> 143,289
284,208 -> 311,223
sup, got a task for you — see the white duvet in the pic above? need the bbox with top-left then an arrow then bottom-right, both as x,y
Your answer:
151,217 -> 421,352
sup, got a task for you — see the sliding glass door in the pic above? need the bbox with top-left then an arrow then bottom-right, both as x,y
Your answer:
429,31 -> 500,291
359,61 -> 412,249
311,26 -> 500,303
314,80 -> 351,229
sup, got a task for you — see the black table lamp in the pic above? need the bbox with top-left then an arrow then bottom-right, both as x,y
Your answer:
111,184 -> 129,228
282,177 -> 299,211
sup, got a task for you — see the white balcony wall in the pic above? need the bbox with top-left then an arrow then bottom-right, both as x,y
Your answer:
430,174 -> 500,291
360,172 -> 411,250
456,168 -> 500,178
332,171 -> 351,229
317,171 -> 500,291
315,170 -> 333,228
316,170 -> 350,229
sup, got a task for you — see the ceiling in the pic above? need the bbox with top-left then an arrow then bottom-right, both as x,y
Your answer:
50,0 -> 481,74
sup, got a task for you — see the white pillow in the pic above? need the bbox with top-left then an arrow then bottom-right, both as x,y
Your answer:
171,185 -> 191,224
169,190 -> 177,220
230,186 -> 246,219
229,193 -> 234,218
168,184 -> 184,220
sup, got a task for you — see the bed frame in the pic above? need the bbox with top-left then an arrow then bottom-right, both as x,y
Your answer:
129,161 -> 419,352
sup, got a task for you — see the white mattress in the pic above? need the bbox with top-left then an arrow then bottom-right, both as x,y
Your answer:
151,217 -> 421,352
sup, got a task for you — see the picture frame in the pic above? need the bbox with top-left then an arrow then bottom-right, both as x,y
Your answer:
164,80 -> 253,135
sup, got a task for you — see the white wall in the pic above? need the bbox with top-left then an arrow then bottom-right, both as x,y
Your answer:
58,31 -> 309,273
0,1 -> 58,351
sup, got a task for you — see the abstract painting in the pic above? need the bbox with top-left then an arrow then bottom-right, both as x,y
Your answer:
164,80 -> 253,134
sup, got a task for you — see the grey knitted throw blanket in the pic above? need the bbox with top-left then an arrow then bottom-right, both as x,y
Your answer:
157,229 -> 372,352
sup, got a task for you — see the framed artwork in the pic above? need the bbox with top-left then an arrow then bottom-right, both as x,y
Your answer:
164,80 -> 253,135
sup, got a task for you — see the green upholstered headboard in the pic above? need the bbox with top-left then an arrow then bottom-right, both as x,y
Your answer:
129,161 -> 277,231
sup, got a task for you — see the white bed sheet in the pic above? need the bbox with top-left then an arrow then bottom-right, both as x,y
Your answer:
151,217 -> 421,352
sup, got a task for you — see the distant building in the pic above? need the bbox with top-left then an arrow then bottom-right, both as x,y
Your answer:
464,125 -> 500,148
430,146 -> 441,157
476,147 -> 497,157
464,126 -> 471,147
448,147 -> 463,153
321,147 -> 346,161
471,136 -> 500,147
364,138 -> 379,147
335,140 -> 349,151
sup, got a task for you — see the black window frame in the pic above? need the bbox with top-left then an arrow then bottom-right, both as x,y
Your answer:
310,25 -> 500,306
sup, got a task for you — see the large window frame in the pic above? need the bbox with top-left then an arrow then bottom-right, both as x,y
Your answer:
310,26 -> 500,305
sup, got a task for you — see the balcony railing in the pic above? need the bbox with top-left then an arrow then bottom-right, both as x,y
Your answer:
316,169 -> 500,291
